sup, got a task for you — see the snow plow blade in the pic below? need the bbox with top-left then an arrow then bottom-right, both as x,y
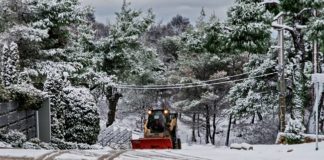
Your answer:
131,138 -> 173,149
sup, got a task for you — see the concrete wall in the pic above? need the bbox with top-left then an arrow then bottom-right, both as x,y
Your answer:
0,102 -> 37,139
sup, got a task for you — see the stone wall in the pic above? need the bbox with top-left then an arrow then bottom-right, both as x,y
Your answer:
0,102 -> 37,139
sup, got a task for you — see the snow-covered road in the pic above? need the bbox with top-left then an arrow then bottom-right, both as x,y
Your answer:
0,142 -> 323,160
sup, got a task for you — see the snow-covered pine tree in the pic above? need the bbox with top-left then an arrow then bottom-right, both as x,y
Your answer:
227,0 -> 324,133
226,0 -> 272,54
0,0 -> 102,144
96,0 -> 164,127
228,50 -> 278,119
1,42 -> 19,87
100,0 -> 161,83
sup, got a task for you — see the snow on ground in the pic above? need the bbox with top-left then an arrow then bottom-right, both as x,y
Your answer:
0,149 -> 53,159
55,153 -> 97,160
177,119 -> 192,144
116,142 -> 324,160
0,142 -> 324,160
0,142 -> 11,148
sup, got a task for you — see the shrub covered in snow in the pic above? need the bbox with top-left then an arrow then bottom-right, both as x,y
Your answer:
0,84 -> 11,102
284,118 -> 306,144
8,83 -> 47,110
50,138 -> 99,150
44,74 -> 68,139
62,87 -> 100,144
0,130 -> 100,150
22,142 -> 42,149
0,130 -> 27,147
51,138 -> 78,150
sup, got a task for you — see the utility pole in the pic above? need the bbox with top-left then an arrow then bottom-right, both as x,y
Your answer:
278,16 -> 286,132
313,9 -> 318,74
313,9 -> 319,151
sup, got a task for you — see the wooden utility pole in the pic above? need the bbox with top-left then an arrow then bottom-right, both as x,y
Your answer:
278,16 -> 287,132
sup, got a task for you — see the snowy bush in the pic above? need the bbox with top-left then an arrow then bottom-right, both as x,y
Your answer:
44,73 -> 68,139
284,118 -> 306,144
50,138 -> 99,150
8,83 -> 47,110
0,130 -> 27,147
51,138 -> 78,150
285,118 -> 306,134
62,87 -> 100,144
22,142 -> 42,149
0,141 -> 12,148
0,84 -> 11,102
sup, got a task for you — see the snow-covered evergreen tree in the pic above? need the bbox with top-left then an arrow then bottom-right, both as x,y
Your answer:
229,51 -> 278,119
1,42 -> 19,87
226,0 -> 272,54
0,0 -> 102,144
99,0 -> 162,84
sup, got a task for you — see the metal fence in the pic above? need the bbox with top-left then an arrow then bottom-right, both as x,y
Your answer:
98,127 -> 132,149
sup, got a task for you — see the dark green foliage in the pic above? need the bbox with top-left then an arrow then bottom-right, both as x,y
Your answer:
227,1 -> 272,54
285,134 -> 304,144
1,85 -> 44,111
13,91 -> 43,110
204,18 -> 225,54
0,85 -> 11,102
279,0 -> 305,13
44,75 -> 66,139
62,87 -> 100,145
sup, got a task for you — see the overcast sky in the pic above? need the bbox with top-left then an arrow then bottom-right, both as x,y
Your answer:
80,0 -> 235,24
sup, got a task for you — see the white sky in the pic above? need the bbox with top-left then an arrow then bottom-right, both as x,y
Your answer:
80,0 -> 235,24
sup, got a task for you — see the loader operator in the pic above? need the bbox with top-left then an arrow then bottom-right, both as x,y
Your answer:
152,119 -> 164,132
148,112 -> 166,133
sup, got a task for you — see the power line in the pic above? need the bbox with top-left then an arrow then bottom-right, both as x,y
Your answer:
117,70 -> 270,88
117,72 -> 250,87
115,72 -> 278,90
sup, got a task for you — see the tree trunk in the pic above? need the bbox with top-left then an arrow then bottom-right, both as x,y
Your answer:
211,111 -> 216,145
205,105 -> 210,144
319,97 -> 324,133
251,113 -> 255,124
197,113 -> 201,137
192,113 -> 197,142
106,87 -> 122,127
257,111 -> 263,121
225,114 -> 232,146
289,26 -> 307,123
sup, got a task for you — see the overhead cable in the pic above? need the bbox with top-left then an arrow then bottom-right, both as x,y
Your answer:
115,72 -> 278,90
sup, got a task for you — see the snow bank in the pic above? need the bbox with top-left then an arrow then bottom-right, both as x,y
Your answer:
230,143 -> 253,150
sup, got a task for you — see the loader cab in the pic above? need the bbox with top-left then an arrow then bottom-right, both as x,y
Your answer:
147,109 -> 170,133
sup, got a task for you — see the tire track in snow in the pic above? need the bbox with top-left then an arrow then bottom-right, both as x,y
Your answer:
35,151 -> 58,160
164,150 -> 213,160
116,150 -> 207,160
98,150 -> 127,160
42,151 -> 69,160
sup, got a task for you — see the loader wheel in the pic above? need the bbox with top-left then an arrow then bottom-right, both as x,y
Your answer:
177,138 -> 181,149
